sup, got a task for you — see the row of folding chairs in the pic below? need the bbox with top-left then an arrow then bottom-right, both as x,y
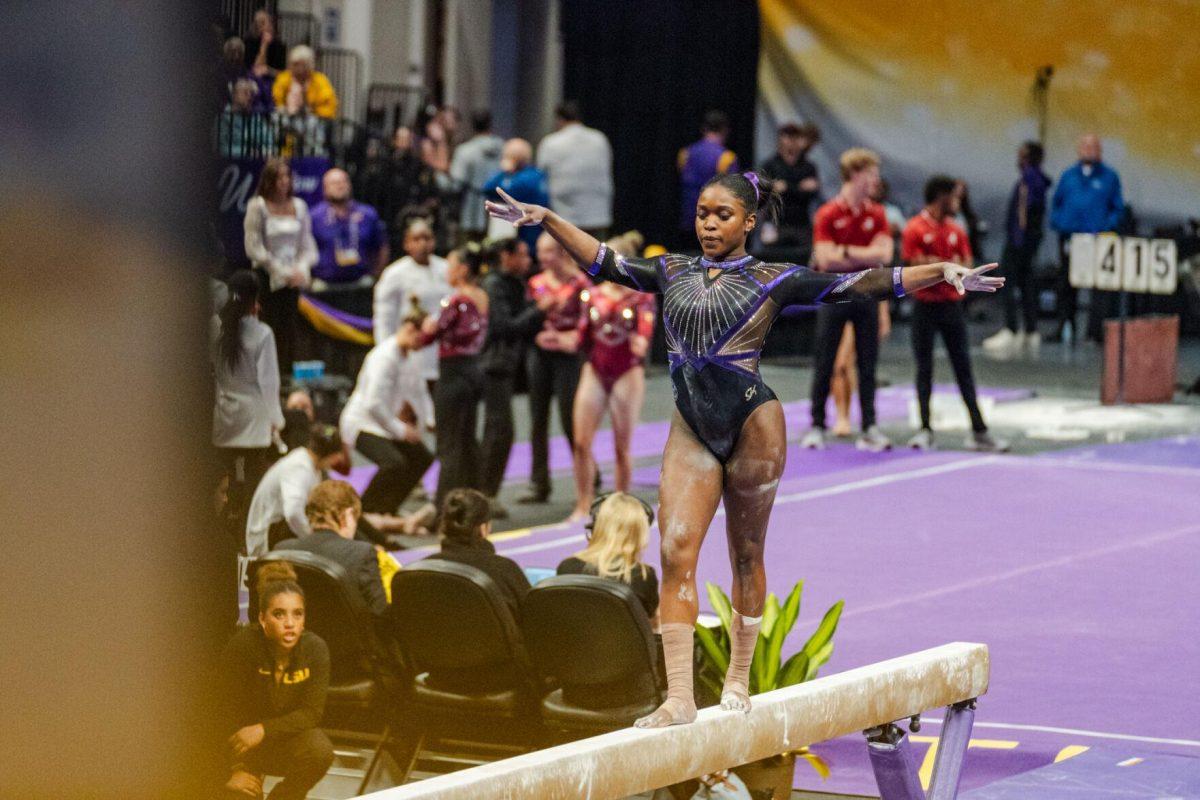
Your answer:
248,551 -> 666,792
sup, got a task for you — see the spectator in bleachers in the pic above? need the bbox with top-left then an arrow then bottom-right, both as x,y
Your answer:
901,176 -> 1005,453
246,425 -> 347,558
275,480 -> 388,616
419,111 -> 453,176
420,244 -> 489,508
757,121 -> 821,263
953,180 -> 986,268
360,126 -> 441,256
678,111 -> 739,245
479,239 -> 543,516
482,138 -> 549,256
340,317 -> 436,534
218,36 -> 269,113
450,110 -> 504,242
212,270 -> 284,534
425,488 -> 530,620
984,141 -> 1051,355
557,492 -> 659,626
217,78 -> 273,158
522,233 -> 591,504
243,8 -> 288,76
221,561 -> 333,800
273,45 -> 338,120
537,100 -> 613,239
244,157 -> 318,373
309,168 -> 389,287
1049,133 -> 1124,343
373,218 -> 451,387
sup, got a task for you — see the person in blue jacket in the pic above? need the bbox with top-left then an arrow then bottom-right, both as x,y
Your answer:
1050,133 -> 1124,343
482,138 -> 550,257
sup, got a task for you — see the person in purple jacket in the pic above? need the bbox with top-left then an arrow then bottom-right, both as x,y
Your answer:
983,141 -> 1052,355
482,138 -> 550,257
678,111 -> 740,244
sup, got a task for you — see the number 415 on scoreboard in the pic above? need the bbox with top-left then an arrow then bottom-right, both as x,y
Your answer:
1069,233 -> 1178,294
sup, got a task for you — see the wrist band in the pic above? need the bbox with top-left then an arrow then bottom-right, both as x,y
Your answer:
587,243 -> 608,277
892,266 -> 905,298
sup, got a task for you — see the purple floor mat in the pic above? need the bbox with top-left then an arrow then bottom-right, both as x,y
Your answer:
961,746 -> 1200,798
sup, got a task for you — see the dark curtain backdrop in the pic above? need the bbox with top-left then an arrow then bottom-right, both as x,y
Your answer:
560,0 -> 760,247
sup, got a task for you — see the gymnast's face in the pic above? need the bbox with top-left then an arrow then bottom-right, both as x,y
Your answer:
694,185 -> 755,260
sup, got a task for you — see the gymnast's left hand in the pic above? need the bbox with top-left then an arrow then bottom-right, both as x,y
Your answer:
942,262 -> 1004,295
485,187 -> 549,227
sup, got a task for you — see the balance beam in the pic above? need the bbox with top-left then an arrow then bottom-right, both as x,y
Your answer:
358,642 -> 989,800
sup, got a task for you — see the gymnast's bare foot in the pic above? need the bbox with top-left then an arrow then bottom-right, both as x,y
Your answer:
633,696 -> 697,728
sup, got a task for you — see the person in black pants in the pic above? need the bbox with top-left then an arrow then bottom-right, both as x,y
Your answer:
420,244 -> 490,507
479,239 -> 543,514
800,148 -> 895,452
900,176 -> 1007,452
339,318 -> 436,532
222,561 -> 333,799
983,141 -> 1051,356
524,233 -> 591,502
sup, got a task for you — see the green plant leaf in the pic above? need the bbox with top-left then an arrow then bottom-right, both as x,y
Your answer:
706,582 -> 733,633
760,581 -> 804,691
697,671 -> 724,705
760,592 -> 781,639
801,600 -> 844,661
777,650 -> 810,687
805,641 -> 834,682
779,580 -> 803,639
694,620 -> 730,675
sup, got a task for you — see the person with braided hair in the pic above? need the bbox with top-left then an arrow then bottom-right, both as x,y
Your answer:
487,169 -> 1003,728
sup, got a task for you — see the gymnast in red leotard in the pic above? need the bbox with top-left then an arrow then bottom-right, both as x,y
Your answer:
560,233 -> 657,522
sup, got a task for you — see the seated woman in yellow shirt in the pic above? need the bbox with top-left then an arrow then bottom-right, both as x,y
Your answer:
272,45 -> 338,119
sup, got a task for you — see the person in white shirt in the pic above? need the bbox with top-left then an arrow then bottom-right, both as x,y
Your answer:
243,157 -> 319,373
340,317 -> 436,532
449,110 -> 504,241
212,271 -> 285,528
372,218 -> 451,386
244,425 -> 346,558
536,101 -> 613,238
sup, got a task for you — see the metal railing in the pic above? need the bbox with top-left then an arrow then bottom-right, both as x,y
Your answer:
277,11 -> 318,47
318,47 -> 363,123
213,111 -> 368,171
365,83 -> 429,138
218,0 -> 276,39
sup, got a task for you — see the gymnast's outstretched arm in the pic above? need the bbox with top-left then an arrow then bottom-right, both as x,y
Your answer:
485,188 -> 661,293
770,262 -> 1003,310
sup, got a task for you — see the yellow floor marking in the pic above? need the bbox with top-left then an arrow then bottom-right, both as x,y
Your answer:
1055,745 -> 1090,762
910,735 -> 1019,789
488,528 -> 532,543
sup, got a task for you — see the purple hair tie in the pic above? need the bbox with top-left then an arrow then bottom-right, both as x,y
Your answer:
743,171 -> 760,202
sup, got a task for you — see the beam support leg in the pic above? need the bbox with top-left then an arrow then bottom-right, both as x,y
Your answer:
866,723 -> 926,800
927,700 -> 976,800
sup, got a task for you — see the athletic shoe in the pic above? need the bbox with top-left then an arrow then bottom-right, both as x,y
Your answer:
907,428 -> 936,450
800,427 -> 827,450
856,426 -> 892,452
982,328 -> 1016,353
965,432 -> 1009,452
516,488 -> 550,504
489,497 -> 509,520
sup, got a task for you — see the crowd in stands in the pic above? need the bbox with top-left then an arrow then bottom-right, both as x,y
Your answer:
211,78 -> 1131,789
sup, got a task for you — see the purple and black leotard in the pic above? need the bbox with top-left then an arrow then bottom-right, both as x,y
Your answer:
586,245 -> 904,462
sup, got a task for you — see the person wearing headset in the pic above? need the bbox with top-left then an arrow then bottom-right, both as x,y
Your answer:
556,491 -> 659,630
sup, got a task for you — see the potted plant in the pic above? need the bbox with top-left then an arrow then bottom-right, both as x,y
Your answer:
693,581 -> 843,800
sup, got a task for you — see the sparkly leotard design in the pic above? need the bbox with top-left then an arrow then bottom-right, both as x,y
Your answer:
578,287 -> 656,393
587,246 -> 885,461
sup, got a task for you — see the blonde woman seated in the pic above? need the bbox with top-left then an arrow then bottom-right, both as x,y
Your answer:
556,492 -> 659,630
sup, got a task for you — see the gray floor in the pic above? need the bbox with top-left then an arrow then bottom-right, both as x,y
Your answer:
493,313 -> 1200,533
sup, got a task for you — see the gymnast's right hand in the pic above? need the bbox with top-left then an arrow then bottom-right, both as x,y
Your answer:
485,187 -> 548,227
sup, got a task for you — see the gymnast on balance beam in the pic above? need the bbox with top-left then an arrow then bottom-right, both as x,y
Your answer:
486,174 -> 1002,728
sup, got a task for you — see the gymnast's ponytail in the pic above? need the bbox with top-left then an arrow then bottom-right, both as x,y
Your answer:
701,170 -> 781,230
219,270 -> 262,370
